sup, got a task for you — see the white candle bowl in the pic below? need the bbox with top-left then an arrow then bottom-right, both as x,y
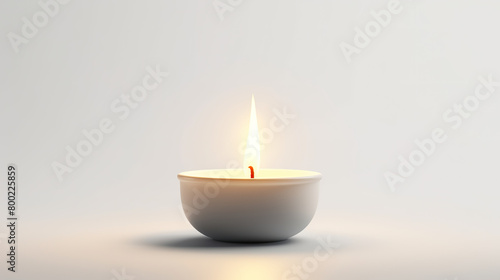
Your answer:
178,169 -> 321,242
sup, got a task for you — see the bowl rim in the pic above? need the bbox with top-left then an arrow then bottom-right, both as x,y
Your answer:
178,169 -> 322,182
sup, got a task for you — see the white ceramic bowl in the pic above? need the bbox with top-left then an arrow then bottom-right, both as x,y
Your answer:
178,169 -> 321,242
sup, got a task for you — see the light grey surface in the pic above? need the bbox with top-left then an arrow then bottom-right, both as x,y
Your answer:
1,0 -> 500,279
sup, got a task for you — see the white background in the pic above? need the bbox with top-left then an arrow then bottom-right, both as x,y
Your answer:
1,0 -> 500,279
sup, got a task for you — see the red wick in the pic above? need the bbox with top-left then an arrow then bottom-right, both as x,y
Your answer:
248,166 -> 255,178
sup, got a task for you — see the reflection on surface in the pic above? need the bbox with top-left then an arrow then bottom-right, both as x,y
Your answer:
133,232 -> 341,280
219,257 -> 279,280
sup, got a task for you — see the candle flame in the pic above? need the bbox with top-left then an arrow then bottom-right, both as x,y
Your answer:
244,95 -> 260,177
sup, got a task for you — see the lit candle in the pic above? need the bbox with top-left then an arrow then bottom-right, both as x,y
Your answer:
178,96 -> 321,242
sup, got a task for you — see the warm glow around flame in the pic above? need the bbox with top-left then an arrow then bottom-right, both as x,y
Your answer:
244,95 -> 260,178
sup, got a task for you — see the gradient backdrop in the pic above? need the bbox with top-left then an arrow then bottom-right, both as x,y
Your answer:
1,0 -> 500,279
